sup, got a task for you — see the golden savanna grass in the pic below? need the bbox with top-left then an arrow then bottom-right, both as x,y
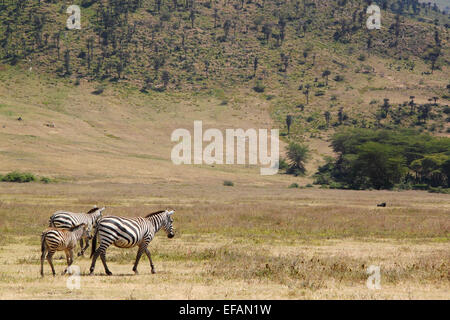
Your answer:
0,66 -> 449,299
0,182 -> 448,299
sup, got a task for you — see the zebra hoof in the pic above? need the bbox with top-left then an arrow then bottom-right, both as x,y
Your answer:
134,270 -> 139,275
106,271 -> 113,276
151,269 -> 156,274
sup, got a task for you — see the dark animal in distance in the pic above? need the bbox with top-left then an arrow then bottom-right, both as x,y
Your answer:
377,202 -> 386,207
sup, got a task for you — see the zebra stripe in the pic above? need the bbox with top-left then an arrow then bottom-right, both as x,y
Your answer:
40,224 -> 90,277
89,209 -> 175,275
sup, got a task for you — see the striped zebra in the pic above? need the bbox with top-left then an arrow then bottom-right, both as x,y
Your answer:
48,206 -> 105,256
89,209 -> 175,276
40,223 -> 91,277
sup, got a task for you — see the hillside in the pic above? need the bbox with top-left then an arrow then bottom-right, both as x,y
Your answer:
0,0 -> 449,183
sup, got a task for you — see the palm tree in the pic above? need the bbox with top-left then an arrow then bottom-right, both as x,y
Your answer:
286,115 -> 293,135
286,142 -> 310,176
303,84 -> 311,104
324,111 -> 331,127
322,70 -> 331,86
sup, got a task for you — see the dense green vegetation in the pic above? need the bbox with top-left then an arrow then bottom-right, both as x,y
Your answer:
313,128 -> 450,190
0,171 -> 54,183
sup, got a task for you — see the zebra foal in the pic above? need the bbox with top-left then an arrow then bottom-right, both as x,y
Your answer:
49,206 -> 105,256
89,209 -> 175,276
40,224 -> 91,277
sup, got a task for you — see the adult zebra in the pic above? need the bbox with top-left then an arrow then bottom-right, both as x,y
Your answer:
49,206 -> 105,256
89,209 -> 175,275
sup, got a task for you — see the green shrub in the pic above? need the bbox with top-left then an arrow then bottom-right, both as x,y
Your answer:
305,183 -> 313,188
412,184 -> 428,190
1,171 -> 36,183
0,171 -> 54,183
223,180 -> 234,186
253,81 -> 265,93
288,183 -> 299,188
278,157 -> 289,171
40,177 -> 53,184
428,187 -> 450,194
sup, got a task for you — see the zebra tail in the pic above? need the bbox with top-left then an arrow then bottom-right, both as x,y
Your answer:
40,232 -> 46,254
90,227 -> 98,258
48,216 -> 54,227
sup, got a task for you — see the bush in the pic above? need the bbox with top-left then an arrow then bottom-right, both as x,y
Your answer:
412,184 -> 428,190
288,183 -> 299,188
253,81 -> 265,93
1,171 -> 36,183
305,183 -> 313,188
394,182 -> 412,190
40,177 -> 53,184
278,157 -> 289,171
428,187 -> 450,194
329,181 -> 344,189
0,171 -> 54,183
223,180 -> 234,186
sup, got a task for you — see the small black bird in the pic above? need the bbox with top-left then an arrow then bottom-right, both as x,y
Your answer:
377,202 -> 386,207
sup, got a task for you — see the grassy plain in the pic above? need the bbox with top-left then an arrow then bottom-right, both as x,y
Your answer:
0,63 -> 448,299
0,182 -> 448,299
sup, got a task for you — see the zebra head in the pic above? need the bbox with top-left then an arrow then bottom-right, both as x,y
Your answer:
70,223 -> 92,240
164,209 -> 175,238
88,206 -> 105,226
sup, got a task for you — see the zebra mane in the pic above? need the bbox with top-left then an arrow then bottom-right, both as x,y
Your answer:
144,210 -> 166,218
86,207 -> 99,214
69,223 -> 86,231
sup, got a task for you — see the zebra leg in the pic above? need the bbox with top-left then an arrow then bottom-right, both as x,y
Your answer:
80,238 -> 89,257
90,240 -> 112,275
144,248 -> 156,274
63,249 -> 75,275
100,252 -> 112,276
132,245 -> 146,275
46,251 -> 56,276
40,244 -> 47,277
78,239 -> 84,257
62,249 -> 71,275
89,249 -> 101,275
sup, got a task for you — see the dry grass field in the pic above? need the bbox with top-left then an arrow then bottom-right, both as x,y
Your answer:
0,65 -> 449,300
0,182 -> 448,300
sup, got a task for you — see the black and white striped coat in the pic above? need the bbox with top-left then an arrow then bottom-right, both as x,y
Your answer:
40,224 -> 90,277
48,206 -> 105,255
89,209 -> 175,275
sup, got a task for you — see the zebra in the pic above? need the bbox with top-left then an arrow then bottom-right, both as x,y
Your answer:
48,206 -> 105,256
89,209 -> 175,276
40,223 -> 91,277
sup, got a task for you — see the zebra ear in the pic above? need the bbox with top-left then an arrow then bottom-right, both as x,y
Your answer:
167,210 -> 175,216
99,207 -> 106,212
